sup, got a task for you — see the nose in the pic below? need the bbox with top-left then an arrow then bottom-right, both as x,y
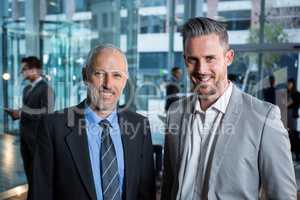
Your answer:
194,60 -> 209,74
103,73 -> 114,88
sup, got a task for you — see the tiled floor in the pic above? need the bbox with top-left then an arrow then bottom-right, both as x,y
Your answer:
0,134 -> 26,194
0,134 -> 300,200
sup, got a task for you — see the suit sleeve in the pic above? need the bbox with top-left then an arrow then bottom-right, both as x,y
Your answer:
161,111 -> 173,200
41,84 -> 55,113
259,105 -> 297,199
32,115 -> 54,200
138,119 -> 156,200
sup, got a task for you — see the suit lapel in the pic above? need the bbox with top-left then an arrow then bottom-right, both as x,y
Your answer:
117,111 -> 132,200
65,104 -> 97,200
23,80 -> 44,103
23,85 -> 33,103
179,113 -> 193,160
209,85 -> 243,185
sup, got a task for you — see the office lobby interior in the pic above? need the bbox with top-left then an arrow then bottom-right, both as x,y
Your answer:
1,0 -> 300,199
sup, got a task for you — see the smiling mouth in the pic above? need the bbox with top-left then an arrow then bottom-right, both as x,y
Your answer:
194,75 -> 214,84
100,92 -> 114,97
99,88 -> 115,98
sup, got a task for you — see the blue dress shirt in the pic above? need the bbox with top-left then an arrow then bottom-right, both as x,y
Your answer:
85,107 -> 124,200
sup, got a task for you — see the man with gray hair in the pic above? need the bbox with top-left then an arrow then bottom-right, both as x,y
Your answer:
161,17 -> 296,199
32,44 -> 155,200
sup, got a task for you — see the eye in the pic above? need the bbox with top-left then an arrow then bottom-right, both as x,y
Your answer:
94,71 -> 105,78
205,56 -> 215,63
112,72 -> 122,79
187,57 -> 197,64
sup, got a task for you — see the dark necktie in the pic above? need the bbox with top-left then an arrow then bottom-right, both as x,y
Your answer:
99,119 -> 121,200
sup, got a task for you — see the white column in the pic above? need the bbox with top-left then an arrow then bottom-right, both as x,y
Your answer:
64,0 -> 75,21
167,0 -> 175,78
206,0 -> 218,19
25,0 -> 40,57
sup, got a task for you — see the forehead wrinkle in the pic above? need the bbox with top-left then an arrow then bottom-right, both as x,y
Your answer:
92,49 -> 127,72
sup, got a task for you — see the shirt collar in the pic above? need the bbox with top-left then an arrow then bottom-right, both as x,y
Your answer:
30,76 -> 43,88
84,106 -> 118,128
194,82 -> 233,114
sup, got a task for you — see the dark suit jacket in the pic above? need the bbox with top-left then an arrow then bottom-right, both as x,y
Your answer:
165,80 -> 180,112
20,79 -> 54,144
263,86 -> 276,105
32,101 -> 155,200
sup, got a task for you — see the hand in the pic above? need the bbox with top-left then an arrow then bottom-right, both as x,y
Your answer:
287,99 -> 293,106
11,110 -> 20,120
5,109 -> 20,120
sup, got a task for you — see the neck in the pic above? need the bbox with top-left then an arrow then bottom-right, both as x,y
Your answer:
95,110 -> 112,118
29,75 -> 41,83
90,104 -> 115,118
199,81 -> 229,111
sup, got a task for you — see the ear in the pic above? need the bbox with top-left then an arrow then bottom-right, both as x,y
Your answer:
82,66 -> 88,82
225,49 -> 234,66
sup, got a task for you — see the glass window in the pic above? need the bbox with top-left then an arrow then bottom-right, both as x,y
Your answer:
140,52 -> 167,69
75,0 -> 89,12
47,0 -> 64,15
140,15 -> 166,33
1,0 -> 300,144
8,0 -> 25,19
140,0 -> 166,7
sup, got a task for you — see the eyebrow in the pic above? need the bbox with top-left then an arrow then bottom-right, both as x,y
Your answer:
93,69 -> 125,73
93,69 -> 128,77
205,55 -> 216,58
186,53 -> 217,58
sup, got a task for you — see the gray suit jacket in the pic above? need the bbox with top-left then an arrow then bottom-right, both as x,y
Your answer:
161,85 -> 297,200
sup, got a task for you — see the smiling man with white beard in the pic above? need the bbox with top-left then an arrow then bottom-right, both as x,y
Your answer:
32,44 -> 155,200
161,17 -> 297,200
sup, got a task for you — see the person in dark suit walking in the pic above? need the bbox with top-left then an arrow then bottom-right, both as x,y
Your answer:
6,56 -> 54,197
263,75 -> 276,105
32,44 -> 155,200
287,78 -> 300,161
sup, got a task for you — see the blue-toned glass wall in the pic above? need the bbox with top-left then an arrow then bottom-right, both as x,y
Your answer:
1,0 -> 300,134
1,0 -> 27,134
0,1 -> 9,134
1,0 -> 41,133
0,0 -> 140,134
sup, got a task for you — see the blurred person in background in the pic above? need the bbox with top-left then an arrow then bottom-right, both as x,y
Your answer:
165,67 -> 182,112
263,75 -> 276,105
5,56 -> 54,198
287,78 -> 300,161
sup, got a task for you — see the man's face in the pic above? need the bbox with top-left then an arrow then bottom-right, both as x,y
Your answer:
288,81 -> 293,92
174,70 -> 181,80
21,62 -> 38,81
184,33 -> 234,99
86,49 -> 128,112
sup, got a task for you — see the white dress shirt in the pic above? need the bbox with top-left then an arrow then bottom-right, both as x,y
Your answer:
177,82 -> 233,200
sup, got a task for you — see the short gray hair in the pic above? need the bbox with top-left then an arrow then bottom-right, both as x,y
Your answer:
85,43 -> 128,78
181,17 -> 229,50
